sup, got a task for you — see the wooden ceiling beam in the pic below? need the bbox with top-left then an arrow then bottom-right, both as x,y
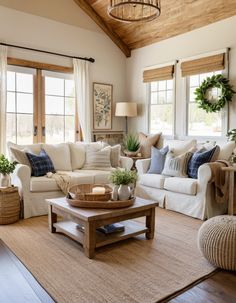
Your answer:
73,0 -> 131,57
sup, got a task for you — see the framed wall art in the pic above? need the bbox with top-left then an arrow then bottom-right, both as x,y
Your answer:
93,82 -> 113,130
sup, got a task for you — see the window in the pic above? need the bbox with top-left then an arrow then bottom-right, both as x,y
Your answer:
187,71 -> 223,137
6,68 -> 35,144
149,79 -> 174,135
45,73 -> 76,144
6,65 -> 76,145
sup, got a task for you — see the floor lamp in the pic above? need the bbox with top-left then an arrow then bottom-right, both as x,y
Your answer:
115,102 -> 137,134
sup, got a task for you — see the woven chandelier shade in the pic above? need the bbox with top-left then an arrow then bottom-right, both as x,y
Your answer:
108,0 -> 161,22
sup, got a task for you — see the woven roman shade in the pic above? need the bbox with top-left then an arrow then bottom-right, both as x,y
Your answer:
143,65 -> 174,82
181,53 -> 225,77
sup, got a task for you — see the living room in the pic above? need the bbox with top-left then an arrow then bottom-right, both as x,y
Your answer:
0,1 -> 235,302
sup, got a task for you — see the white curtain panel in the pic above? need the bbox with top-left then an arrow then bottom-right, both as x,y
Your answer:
73,59 -> 91,142
0,45 -> 7,155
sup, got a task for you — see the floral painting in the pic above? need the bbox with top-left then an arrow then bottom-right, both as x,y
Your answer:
93,83 -> 112,130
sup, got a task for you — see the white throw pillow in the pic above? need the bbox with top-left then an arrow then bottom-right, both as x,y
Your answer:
163,139 -> 197,155
217,141 -> 236,160
7,141 -> 42,157
105,144 -> 121,168
83,145 -> 112,170
162,151 -> 192,177
42,143 -> 72,171
9,147 -> 31,167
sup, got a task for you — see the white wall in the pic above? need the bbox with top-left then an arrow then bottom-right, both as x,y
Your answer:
126,16 -> 236,139
0,5 -> 127,132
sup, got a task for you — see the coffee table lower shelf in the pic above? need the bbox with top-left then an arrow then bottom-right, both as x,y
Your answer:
54,220 -> 148,248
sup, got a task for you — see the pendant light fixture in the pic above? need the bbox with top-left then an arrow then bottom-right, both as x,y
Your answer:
108,0 -> 161,23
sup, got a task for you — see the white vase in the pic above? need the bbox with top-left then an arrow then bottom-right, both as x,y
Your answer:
0,174 -> 11,187
118,185 -> 131,201
128,183 -> 135,197
112,185 -> 119,201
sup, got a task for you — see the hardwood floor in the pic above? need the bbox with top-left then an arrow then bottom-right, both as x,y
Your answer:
168,271 -> 236,303
0,239 -> 55,303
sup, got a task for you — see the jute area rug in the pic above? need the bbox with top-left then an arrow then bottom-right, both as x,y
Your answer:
0,208 -> 215,303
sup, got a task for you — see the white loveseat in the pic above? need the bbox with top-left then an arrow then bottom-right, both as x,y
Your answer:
8,141 -> 133,219
135,139 -> 234,220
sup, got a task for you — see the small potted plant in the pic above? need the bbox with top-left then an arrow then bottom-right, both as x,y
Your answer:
109,169 -> 138,200
227,129 -> 236,143
123,133 -> 140,157
0,155 -> 17,187
230,152 -> 236,167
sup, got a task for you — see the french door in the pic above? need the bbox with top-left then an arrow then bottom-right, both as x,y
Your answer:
6,65 -> 78,145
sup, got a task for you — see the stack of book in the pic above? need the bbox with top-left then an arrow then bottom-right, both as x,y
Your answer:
76,223 -> 125,234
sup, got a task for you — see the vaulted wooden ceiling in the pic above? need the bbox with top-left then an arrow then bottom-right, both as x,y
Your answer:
74,0 -> 236,57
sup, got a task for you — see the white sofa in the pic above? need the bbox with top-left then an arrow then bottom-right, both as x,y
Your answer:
135,139 -> 234,220
9,142 -> 133,219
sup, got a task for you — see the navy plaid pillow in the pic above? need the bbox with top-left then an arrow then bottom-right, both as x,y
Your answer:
188,146 -> 219,179
26,149 -> 55,177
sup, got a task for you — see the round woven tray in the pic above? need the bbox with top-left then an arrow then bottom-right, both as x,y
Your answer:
68,184 -> 113,202
66,196 -> 135,209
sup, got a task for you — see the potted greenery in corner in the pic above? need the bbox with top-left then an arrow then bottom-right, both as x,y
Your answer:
0,155 -> 17,187
109,169 -> 138,201
227,129 -> 236,143
123,133 -> 140,157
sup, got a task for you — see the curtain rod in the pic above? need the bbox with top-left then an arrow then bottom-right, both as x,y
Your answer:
0,42 -> 95,63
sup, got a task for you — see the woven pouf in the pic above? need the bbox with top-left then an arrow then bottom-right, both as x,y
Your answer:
198,216 -> 236,271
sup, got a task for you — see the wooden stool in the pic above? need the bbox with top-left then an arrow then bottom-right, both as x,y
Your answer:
0,187 -> 20,225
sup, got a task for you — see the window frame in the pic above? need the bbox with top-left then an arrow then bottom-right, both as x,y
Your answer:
185,70 -> 228,140
6,59 -> 79,145
147,77 -> 176,138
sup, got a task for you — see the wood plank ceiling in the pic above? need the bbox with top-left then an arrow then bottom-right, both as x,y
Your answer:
74,0 -> 236,57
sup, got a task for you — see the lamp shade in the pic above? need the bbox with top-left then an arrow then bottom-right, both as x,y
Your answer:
115,102 -> 137,117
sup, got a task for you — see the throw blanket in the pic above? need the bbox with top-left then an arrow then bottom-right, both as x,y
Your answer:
47,172 -> 72,194
208,160 -> 229,204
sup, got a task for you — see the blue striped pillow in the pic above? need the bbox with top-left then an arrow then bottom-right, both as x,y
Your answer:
188,146 -> 219,179
26,149 -> 55,177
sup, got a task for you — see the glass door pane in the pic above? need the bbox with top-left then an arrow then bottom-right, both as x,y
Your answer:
6,70 -> 35,144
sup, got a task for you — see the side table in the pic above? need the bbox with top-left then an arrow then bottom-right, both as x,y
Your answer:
129,156 -> 145,170
221,166 -> 236,215
0,186 -> 21,224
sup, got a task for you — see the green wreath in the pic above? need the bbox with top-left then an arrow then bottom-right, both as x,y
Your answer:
194,74 -> 235,113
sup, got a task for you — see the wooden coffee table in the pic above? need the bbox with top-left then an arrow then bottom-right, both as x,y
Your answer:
46,197 -> 158,259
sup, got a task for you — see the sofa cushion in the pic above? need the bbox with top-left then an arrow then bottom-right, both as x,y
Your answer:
164,177 -> 198,195
74,169 -> 114,184
26,149 -> 55,177
7,141 -> 42,155
69,142 -> 86,170
9,147 -> 31,167
163,139 -> 197,155
139,132 -> 162,158
30,176 -> 60,192
30,170 -> 105,192
162,151 -> 192,177
148,146 -> 169,174
139,174 -> 169,189
42,143 -> 72,171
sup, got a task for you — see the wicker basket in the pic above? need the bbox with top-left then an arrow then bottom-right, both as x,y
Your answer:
69,184 -> 112,202
0,187 -> 20,225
